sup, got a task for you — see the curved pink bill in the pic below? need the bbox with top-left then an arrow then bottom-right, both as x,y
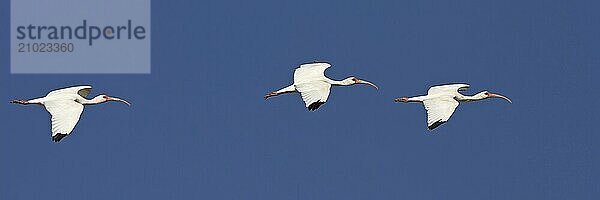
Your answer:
356,79 -> 379,90
489,93 -> 512,103
107,96 -> 131,106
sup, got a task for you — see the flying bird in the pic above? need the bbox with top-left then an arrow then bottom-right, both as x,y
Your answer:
10,86 -> 131,142
394,83 -> 512,130
265,62 -> 379,111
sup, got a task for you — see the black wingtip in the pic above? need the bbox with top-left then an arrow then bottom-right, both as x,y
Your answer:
307,101 -> 326,111
428,121 -> 446,130
52,134 -> 68,142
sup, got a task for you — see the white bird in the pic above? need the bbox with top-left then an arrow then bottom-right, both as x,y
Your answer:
10,86 -> 131,142
394,83 -> 512,130
265,62 -> 379,111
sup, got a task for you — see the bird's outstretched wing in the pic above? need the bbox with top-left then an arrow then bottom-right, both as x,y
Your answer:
293,62 -> 331,84
44,100 -> 84,142
295,82 -> 331,111
47,86 -> 92,98
427,84 -> 469,95
293,62 -> 332,111
423,97 -> 460,130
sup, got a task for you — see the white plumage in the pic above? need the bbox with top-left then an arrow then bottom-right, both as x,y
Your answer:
45,99 -> 85,140
395,83 -> 512,130
293,63 -> 333,109
11,85 -> 130,142
265,62 -> 378,111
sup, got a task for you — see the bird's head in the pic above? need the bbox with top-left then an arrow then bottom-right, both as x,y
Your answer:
476,91 -> 512,103
342,76 -> 379,90
97,94 -> 131,106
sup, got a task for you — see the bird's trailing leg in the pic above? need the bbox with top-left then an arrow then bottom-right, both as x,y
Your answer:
395,96 -> 426,103
264,85 -> 296,99
10,99 -> 43,106
394,97 -> 409,103
264,91 -> 278,99
10,100 -> 30,105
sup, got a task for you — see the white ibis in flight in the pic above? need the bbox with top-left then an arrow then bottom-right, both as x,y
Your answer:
394,83 -> 512,130
265,62 -> 379,111
10,86 -> 131,142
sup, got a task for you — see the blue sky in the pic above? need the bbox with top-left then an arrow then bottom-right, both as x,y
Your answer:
1,0 -> 598,199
